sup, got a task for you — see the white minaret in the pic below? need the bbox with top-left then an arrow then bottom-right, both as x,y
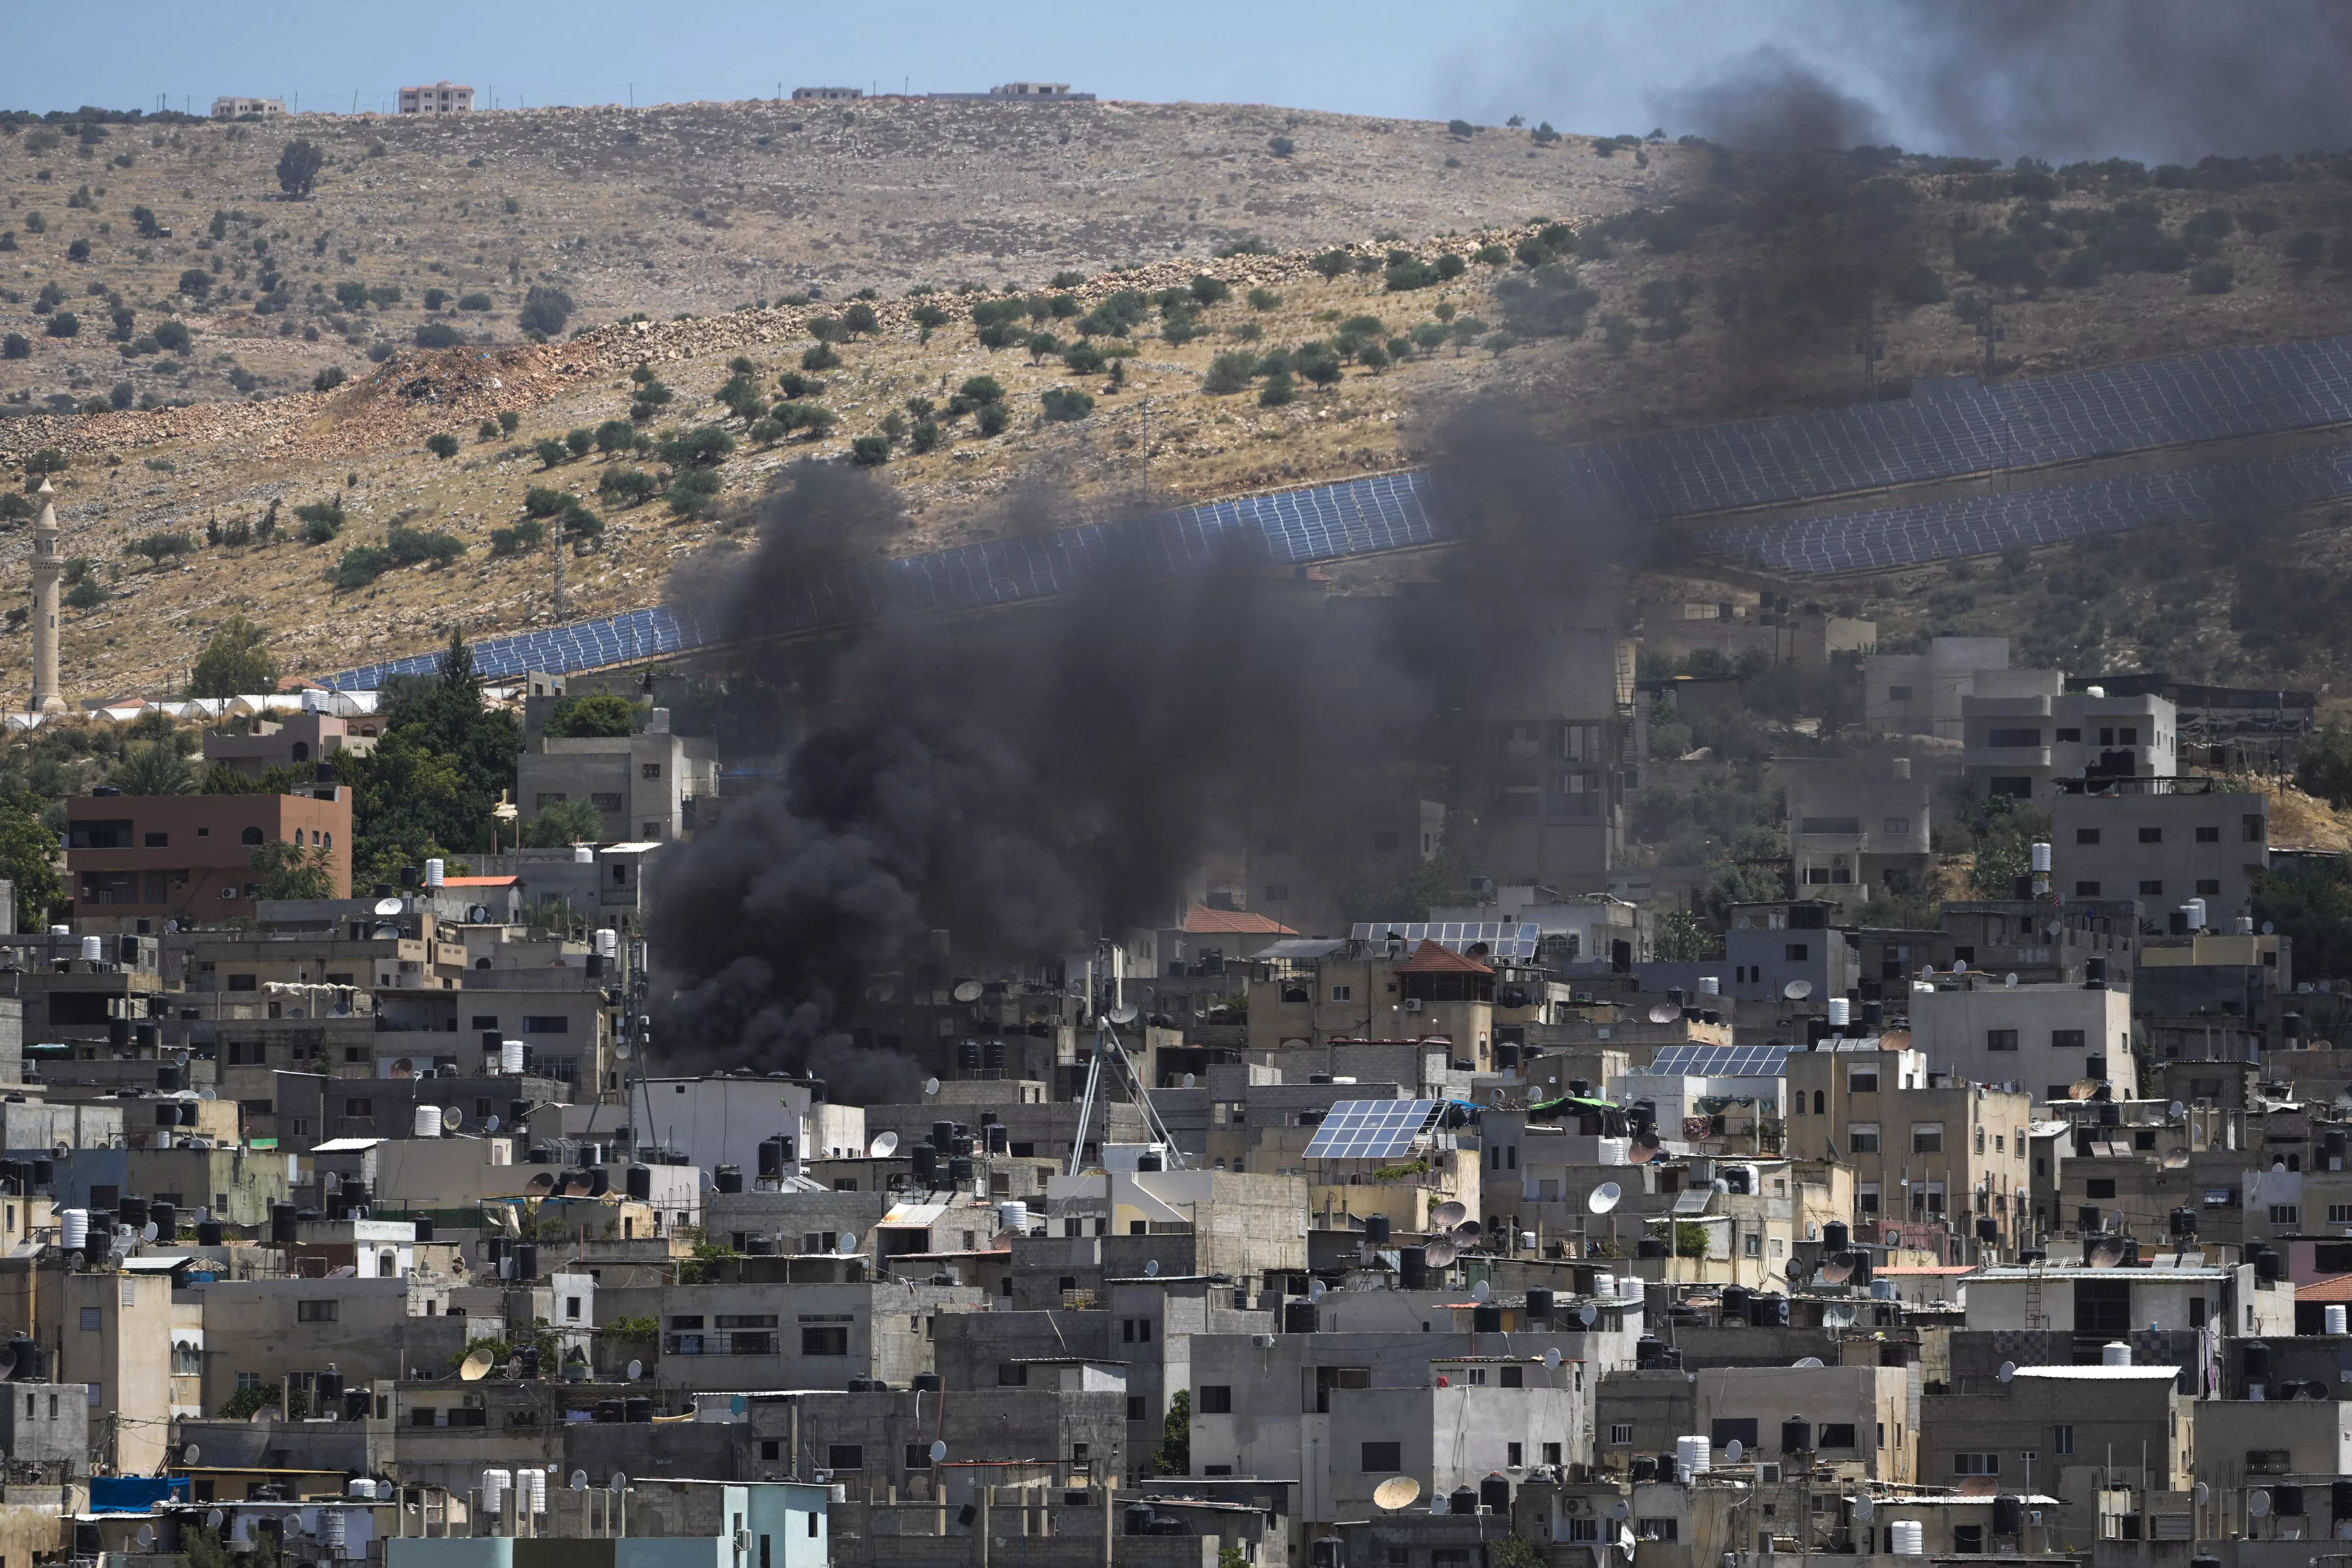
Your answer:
28,477 -> 62,714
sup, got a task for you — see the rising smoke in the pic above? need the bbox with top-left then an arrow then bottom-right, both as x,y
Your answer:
647,425 -> 1647,1102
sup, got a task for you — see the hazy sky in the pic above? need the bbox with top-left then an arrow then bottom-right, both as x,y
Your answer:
7,2 -> 2351,167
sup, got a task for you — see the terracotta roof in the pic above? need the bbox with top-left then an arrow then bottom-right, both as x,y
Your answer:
1396,938 -> 1494,975
2297,1273 -> 2352,1302
1180,904 -> 1297,936
441,876 -> 518,888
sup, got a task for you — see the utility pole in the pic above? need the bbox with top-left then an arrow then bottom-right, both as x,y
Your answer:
552,516 -> 565,620
1977,305 -> 2005,384
1855,311 -> 1885,400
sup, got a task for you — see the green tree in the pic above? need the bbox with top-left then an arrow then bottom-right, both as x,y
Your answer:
340,632 -> 520,881
1491,1538 -> 1545,1568
0,793 -> 63,929
534,438 -> 568,469
517,287 -> 573,336
187,616 -> 276,700
415,321 -> 461,349
1963,795 -> 2054,897
275,139 -> 324,198
2299,723 -> 2352,808
544,695 -> 637,739
524,797 -> 605,846
108,742 -> 196,796
1202,351 -> 1258,394
2255,856 -> 2352,981
1654,910 -> 1720,961
1153,1389 -> 1190,1475
850,435 -> 891,466
425,433 -> 458,459
249,838 -> 336,900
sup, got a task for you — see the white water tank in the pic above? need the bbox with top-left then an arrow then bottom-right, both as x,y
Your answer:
572,844 -> 593,865
348,1480 -> 377,1500
997,1201 -> 1029,1234
2328,1304 -> 2348,1336
424,858 -> 444,888
1674,1435 -> 1710,1481
1890,1521 -> 1925,1556
501,1039 -> 526,1075
1593,1273 -> 1616,1300
47,925 -> 69,938
414,1104 -> 444,1138
1828,997 -> 1851,1027
1621,1276 -> 1643,1300
2186,898 -> 2207,930
1696,975 -> 1720,995
518,1468 -> 547,1516
2101,1341 -> 2131,1366
318,1509 -> 347,1550
59,1208 -> 88,1251
2031,842 -> 2052,874
80,937 -> 102,963
595,928 -> 618,959
481,1469 -> 512,1518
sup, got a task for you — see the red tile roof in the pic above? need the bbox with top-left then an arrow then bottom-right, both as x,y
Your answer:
1396,938 -> 1494,975
2297,1273 -> 2352,1302
1180,904 -> 1297,936
441,876 -> 519,888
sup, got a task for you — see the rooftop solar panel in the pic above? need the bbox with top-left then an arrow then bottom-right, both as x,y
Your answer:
1346,922 -> 1542,960
1644,1044 -> 1791,1078
1303,1099 -> 1440,1161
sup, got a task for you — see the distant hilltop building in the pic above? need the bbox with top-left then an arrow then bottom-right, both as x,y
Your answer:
210,97 -> 285,121
398,82 -> 475,114
791,86 -> 862,101
928,82 -> 1096,102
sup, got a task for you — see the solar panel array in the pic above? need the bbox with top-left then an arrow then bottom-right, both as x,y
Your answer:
1644,1044 -> 1792,1078
326,335 -> 2352,687
1348,922 -> 1543,960
1303,1099 -> 1440,1161
1709,442 -> 2352,575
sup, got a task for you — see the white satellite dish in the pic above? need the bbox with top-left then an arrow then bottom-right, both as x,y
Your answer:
837,1232 -> 860,1256
626,1358 -> 644,1380
140,1222 -> 157,1242
570,1471 -> 589,1492
1577,1304 -> 1596,1327
205,1508 -> 224,1529
614,1038 -> 634,1061
2193,1482 -> 2209,1506
2003,972 -> 2019,989
1782,979 -> 1813,1001
1108,1003 -> 1140,1025
2249,1490 -> 2272,1518
1146,1259 -> 1162,1278
1589,1182 -> 1622,1215
1182,1073 -> 1196,1088
373,898 -> 404,917
442,1106 -> 463,1133
952,981 -> 985,1003
1724,1440 -> 1744,1464
184,1444 -> 201,1466
135,1525 -> 156,1549
2169,1101 -> 2186,1121
1791,1356 -> 1824,1369
610,1473 -> 629,1495
1470,1279 -> 1491,1302
929,1439 -> 948,1464
1544,1348 -> 1562,1369
1953,960 -> 1968,974
922,1078 -> 941,1097
1306,1278 -> 1322,1300
1372,1476 -> 1421,1511
1610,1500 -> 1630,1520
870,1131 -> 901,1158
1647,1003 -> 1679,1024
2264,921 -> 2276,936
1998,1361 -> 2017,1383
485,1115 -> 502,1134
1853,1495 -> 1875,1521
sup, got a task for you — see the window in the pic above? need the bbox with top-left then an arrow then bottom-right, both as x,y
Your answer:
1912,1124 -> 1944,1154
2245,814 -> 2267,843
2074,827 -> 2100,844
1567,1520 -> 1600,1544
1609,1424 -> 1634,1446
1990,776 -> 2032,798
2196,825 -> 2219,843
2139,880 -> 2163,896
2056,727 -> 2082,742
1952,1453 -> 2000,1476
1711,1419 -> 1760,1449
2270,1205 -> 2301,1226
520,1015 -> 569,1033
1362,1442 -> 1401,1471
1847,1124 -> 1880,1153
1953,1526 -> 1984,1555
1506,1442 -> 1523,1468
1885,818 -> 1910,836
590,793 -> 624,812
1818,1423 -> 1857,1449
2086,1179 -> 2116,1200
905,1443 -> 933,1470
227,974 -> 258,992
296,1300 -> 338,1323
1847,1067 -> 1878,1093
642,763 -> 663,779
998,1364 -> 1028,1387
2196,879 -> 2221,896
1785,943 -> 1809,961
1264,885 -> 1288,903
1887,685 -> 1913,701
1329,985 -> 1351,1003
240,825 -> 265,846
1635,1520 -> 1679,1542
2329,1206 -> 2352,1226
2139,826 -> 2163,843
799,1326 -> 849,1356
1858,1182 -> 1880,1214
1987,728 -> 2042,748
2075,881 -> 2101,896
2052,1029 -> 2085,1049
1800,817 -> 1862,836
827,1446 -> 862,1472
2053,1425 -> 2075,1456
78,1308 -> 101,1332
1987,1029 -> 2018,1052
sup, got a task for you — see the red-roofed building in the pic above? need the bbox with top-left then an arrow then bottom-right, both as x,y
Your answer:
1180,904 -> 1297,938
1247,936 -> 1498,1075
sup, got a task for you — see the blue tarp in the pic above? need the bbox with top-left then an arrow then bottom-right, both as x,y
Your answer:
89,1476 -> 189,1513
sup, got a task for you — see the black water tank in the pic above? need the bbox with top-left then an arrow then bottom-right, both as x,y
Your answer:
983,1125 -> 1008,1154
985,1039 -> 1007,1071
1637,1237 -> 1668,1259
1721,1285 -> 1750,1321
593,1400 -> 623,1423
4,1336 -> 32,1381
1136,1151 -> 1164,1172
118,1194 -> 147,1230
415,1216 -> 434,1243
270,1202 -> 298,1244
29,1159 -> 50,1189
1993,1496 -> 2023,1536
1366,1215 -> 1392,1247
1975,1216 -> 1999,1243
912,1373 -> 942,1393
196,1220 -> 224,1246
1449,1487 -> 1477,1517
515,1348 -> 539,1381
714,1165 -> 743,1194
1635,1336 -> 1665,1368
345,1388 -> 370,1422
1472,1304 -> 1502,1332
1284,1302 -> 1318,1334
2276,1484 -> 2306,1518
1750,1293 -> 1788,1328
2243,1341 -> 2272,1382
316,1369 -> 345,1402
1399,1246 -> 1427,1289
2170,1207 -> 2198,1237
515,1243 -> 539,1280
1782,1418 -> 1813,1454
912,1144 -> 939,1183
1823,1221 -> 1850,1251
156,1064 -> 180,1092
623,1397 -> 654,1423
758,1139 -> 786,1179
948,1155 -> 975,1184
2332,1480 -> 2352,1520
1525,1288 -> 1554,1321
1127,1505 -> 1156,1537
150,1202 -> 174,1238
108,1019 -> 130,1049
484,1237 -> 505,1268
2085,956 -> 2108,985
2079,1204 -> 2102,1233
627,1165 -> 652,1201
1480,1474 -> 1510,1513
744,1237 -> 776,1256
2018,1248 -> 2044,1265
1631,1456 -> 1657,1482
177,1103 -> 197,1127
2259,1250 -> 2287,1282
932,1121 -> 956,1152
74,1524 -> 100,1556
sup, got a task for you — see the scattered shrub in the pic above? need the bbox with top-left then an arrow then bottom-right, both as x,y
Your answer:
1202,351 -> 1258,394
2189,259 -> 2235,294
313,365 -> 347,393
424,433 -> 458,459
294,501 -> 345,544
849,434 -> 891,466
1040,386 -> 1094,422
414,321 -> 461,349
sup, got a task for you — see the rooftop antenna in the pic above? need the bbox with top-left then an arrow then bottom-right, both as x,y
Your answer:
1067,958 -> 1184,1175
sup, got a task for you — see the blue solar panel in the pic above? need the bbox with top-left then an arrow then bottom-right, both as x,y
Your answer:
1645,1044 -> 1791,1078
1348,922 -> 1542,960
1304,1099 -> 1440,1160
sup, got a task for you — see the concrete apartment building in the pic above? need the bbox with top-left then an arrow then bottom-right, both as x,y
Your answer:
210,97 -> 284,120
1962,686 -> 2177,806
1248,938 -> 1497,1062
2050,780 -> 2270,917
197,1275 -> 458,1413
67,788 -> 352,925
1906,978 -> 2136,1103
1778,754 -> 1934,910
43,1266 -> 174,1473
1919,1364 -> 2187,1539
1471,630 -> 1639,892
201,711 -> 375,779
1865,635 -> 2025,739
518,710 -> 718,844
1695,1363 -> 1913,1480
1784,1046 -> 2033,1254
398,81 -> 475,113
652,1278 -> 984,1394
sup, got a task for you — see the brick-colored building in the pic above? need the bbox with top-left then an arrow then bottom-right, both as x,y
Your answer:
67,789 -> 351,926
201,711 -> 377,779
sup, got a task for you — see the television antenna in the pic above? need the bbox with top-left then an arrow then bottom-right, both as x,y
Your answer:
1066,979 -> 1185,1176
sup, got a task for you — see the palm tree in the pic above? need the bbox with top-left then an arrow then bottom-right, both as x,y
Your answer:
107,742 -> 195,797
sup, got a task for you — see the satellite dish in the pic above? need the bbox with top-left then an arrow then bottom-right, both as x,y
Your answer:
442,1106 -> 463,1133
526,1172 -> 556,1194
459,1350 -> 494,1382
1610,1501 -> 1630,1521
2068,1079 -> 2098,1101
2193,1482 -> 2209,1506
1647,1004 -> 1680,1025
929,1439 -> 948,1464
2045,921 -> 2063,938
485,1116 -> 502,1134
614,1038 -> 634,1061
1952,960 -> 1968,974
1589,1182 -> 1622,1215
571,1471 -> 589,1492
136,1525 -> 156,1549
206,1509 -> 224,1529
2160,1147 -> 2190,1170
2264,921 -> 2277,936
374,897 -> 404,916
1782,979 -> 1813,1001
2249,1490 -> 2272,1518
1147,1259 -> 1162,1278
870,1132 -> 901,1158
183,1444 -> 200,1466
1470,1279 -> 1491,1303
1373,1477 -> 1421,1511
922,1078 -> 941,1097
1307,1279 -> 1323,1301
1454,1220 -> 1483,1243
2169,1101 -> 2186,1121
952,981 -> 985,1003
141,1223 -> 158,1243
1108,1003 -> 1140,1025
1545,1348 -> 1563,1368
626,1359 -> 643,1381
837,1232 -> 860,1256
2003,972 -> 2019,989
1791,1356 -> 1825,1369
610,1473 -> 629,1496
1853,1495 -> 1875,1521
1998,1361 -> 2017,1383
1577,1304 -> 1596,1327
391,1058 -> 415,1079
1423,1240 -> 1458,1268
1433,1201 -> 1469,1229
1182,1073 -> 1197,1088
1724,1439 -> 1744,1464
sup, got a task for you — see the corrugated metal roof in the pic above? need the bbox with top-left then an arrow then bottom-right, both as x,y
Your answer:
2009,1365 -> 2183,1379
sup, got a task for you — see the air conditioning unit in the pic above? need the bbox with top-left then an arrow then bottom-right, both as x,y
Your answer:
1757,1463 -> 1782,1483
1404,998 -> 1426,1013
463,1392 -> 485,1408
